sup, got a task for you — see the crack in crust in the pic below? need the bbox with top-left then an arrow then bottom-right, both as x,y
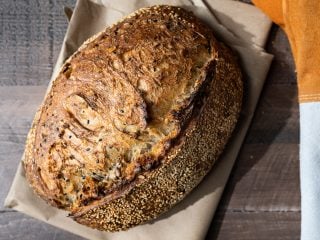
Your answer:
23,5 -> 243,231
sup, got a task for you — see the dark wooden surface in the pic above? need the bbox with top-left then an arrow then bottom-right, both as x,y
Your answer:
0,1 -> 300,239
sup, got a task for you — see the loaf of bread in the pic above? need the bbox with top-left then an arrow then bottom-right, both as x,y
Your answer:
23,5 -> 243,231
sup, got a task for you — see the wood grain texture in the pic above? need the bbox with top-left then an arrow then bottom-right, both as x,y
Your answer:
0,0 -> 300,239
207,211 -> 300,240
0,0 -> 76,86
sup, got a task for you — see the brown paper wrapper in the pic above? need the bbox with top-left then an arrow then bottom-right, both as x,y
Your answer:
5,0 -> 273,239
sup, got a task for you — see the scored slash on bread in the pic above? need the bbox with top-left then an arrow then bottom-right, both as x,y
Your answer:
23,5 -> 243,231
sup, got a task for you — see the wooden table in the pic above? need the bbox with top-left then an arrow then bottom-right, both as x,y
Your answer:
0,1 -> 300,239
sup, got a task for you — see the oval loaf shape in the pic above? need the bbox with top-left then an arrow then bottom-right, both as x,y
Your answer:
24,5 -> 243,231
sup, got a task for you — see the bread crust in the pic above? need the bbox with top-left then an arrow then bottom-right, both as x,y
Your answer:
23,5 -> 243,231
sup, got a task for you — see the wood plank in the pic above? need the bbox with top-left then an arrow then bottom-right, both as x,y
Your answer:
223,143 -> 300,211
0,0 -> 76,86
246,85 -> 299,145
0,211 -> 83,240
207,211 -> 300,240
214,83 -> 300,211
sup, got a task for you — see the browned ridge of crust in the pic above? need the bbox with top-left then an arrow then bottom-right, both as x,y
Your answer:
23,5 -> 243,231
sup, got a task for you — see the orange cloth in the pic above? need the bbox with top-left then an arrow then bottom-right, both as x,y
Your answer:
253,0 -> 320,102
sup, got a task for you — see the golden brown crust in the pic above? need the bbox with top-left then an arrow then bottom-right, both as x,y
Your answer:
23,5 -> 243,231
72,42 -> 242,231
